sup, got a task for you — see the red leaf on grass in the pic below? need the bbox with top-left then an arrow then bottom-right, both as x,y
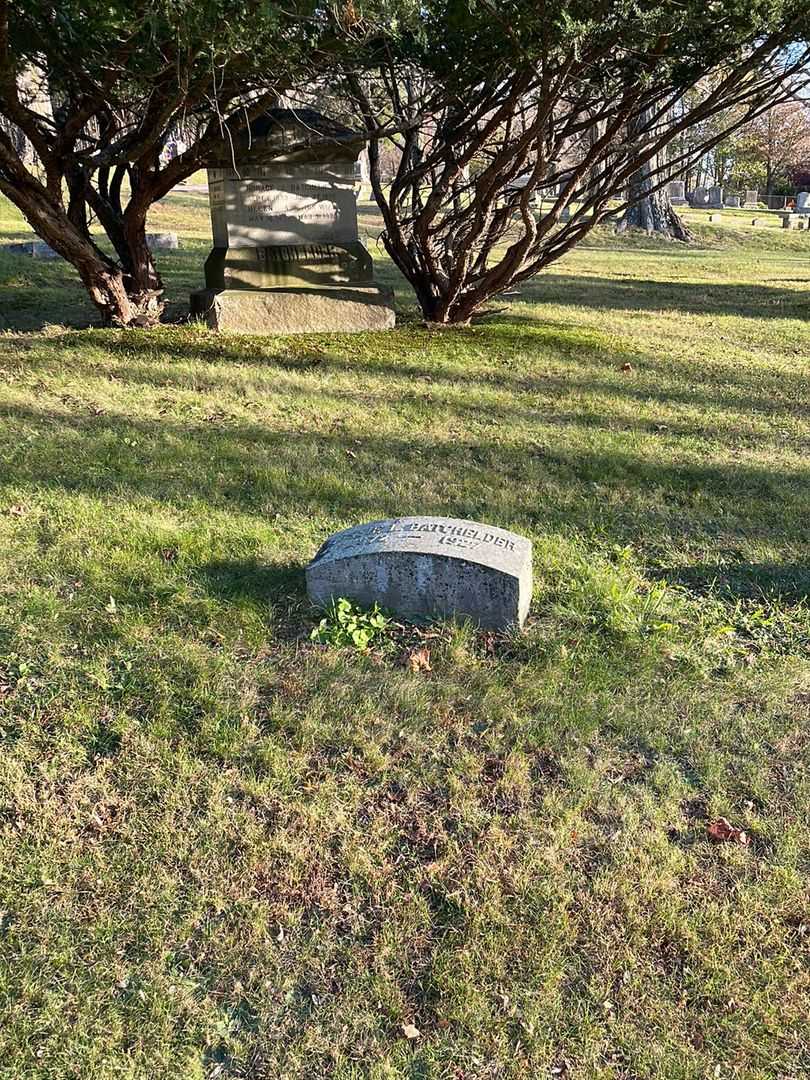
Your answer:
707,817 -> 749,846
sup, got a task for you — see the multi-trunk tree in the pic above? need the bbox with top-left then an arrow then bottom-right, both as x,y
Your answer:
342,1 -> 810,324
0,0 -> 339,325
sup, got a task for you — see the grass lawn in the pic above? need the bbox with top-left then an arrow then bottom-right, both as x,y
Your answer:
0,193 -> 809,1080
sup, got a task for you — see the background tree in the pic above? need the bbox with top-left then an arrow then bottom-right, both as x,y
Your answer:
618,108 -> 692,242
0,0 -> 345,325
341,1 -> 810,325
744,100 -> 810,194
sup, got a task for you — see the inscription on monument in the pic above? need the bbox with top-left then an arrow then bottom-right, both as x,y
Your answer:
342,519 -> 518,554
209,175 -> 352,247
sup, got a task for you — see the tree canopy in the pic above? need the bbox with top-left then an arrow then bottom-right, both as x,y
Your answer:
337,1 -> 810,322
1,1 -> 809,325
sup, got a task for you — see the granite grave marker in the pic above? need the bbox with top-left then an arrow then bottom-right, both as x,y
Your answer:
306,516 -> 533,631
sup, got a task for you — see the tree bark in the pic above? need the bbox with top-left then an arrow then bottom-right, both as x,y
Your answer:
0,155 -> 138,323
619,109 -> 693,241
619,183 -> 693,241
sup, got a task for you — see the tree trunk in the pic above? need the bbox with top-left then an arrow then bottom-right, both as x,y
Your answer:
619,183 -> 693,241
0,169 -> 140,323
122,203 -> 163,321
86,169 -> 165,323
619,106 -> 692,242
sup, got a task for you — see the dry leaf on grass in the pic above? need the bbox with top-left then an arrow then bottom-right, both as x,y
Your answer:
707,817 -> 749,845
401,1022 -> 421,1040
6,505 -> 25,516
407,647 -> 432,673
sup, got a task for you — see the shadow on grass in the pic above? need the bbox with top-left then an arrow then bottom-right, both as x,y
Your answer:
0,246 -> 209,332
2,397 -> 809,561
656,562 -> 810,602
513,273 -> 810,320
199,558 -> 307,605
3,234 -> 808,333
18,326 -> 807,429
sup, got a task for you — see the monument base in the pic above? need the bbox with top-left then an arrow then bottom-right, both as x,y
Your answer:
190,285 -> 395,334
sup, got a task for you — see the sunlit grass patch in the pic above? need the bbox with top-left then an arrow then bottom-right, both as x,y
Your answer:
0,193 -> 808,1079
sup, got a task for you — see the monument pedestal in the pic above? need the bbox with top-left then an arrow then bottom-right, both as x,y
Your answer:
190,284 -> 395,334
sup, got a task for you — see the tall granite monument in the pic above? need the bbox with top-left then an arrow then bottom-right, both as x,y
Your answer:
191,109 -> 395,333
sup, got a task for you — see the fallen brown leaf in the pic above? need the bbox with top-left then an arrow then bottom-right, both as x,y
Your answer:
401,1022 -> 421,1040
620,362 -> 633,373
408,647 -> 432,674
707,817 -> 749,846
6,504 -> 25,516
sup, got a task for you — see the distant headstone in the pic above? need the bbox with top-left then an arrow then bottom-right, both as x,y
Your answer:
796,191 -> 810,213
725,195 -> 741,208
668,181 -> 687,205
743,189 -> 758,208
707,186 -> 724,208
306,516 -> 533,631
689,187 -> 709,207
5,239 -> 59,259
750,218 -> 762,227
708,213 -> 722,223
191,108 -> 394,334
146,232 -> 179,250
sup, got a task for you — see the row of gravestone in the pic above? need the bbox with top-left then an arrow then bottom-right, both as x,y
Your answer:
669,182 -> 760,209
6,108 -> 809,338
5,232 -> 180,260
671,182 -> 810,212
